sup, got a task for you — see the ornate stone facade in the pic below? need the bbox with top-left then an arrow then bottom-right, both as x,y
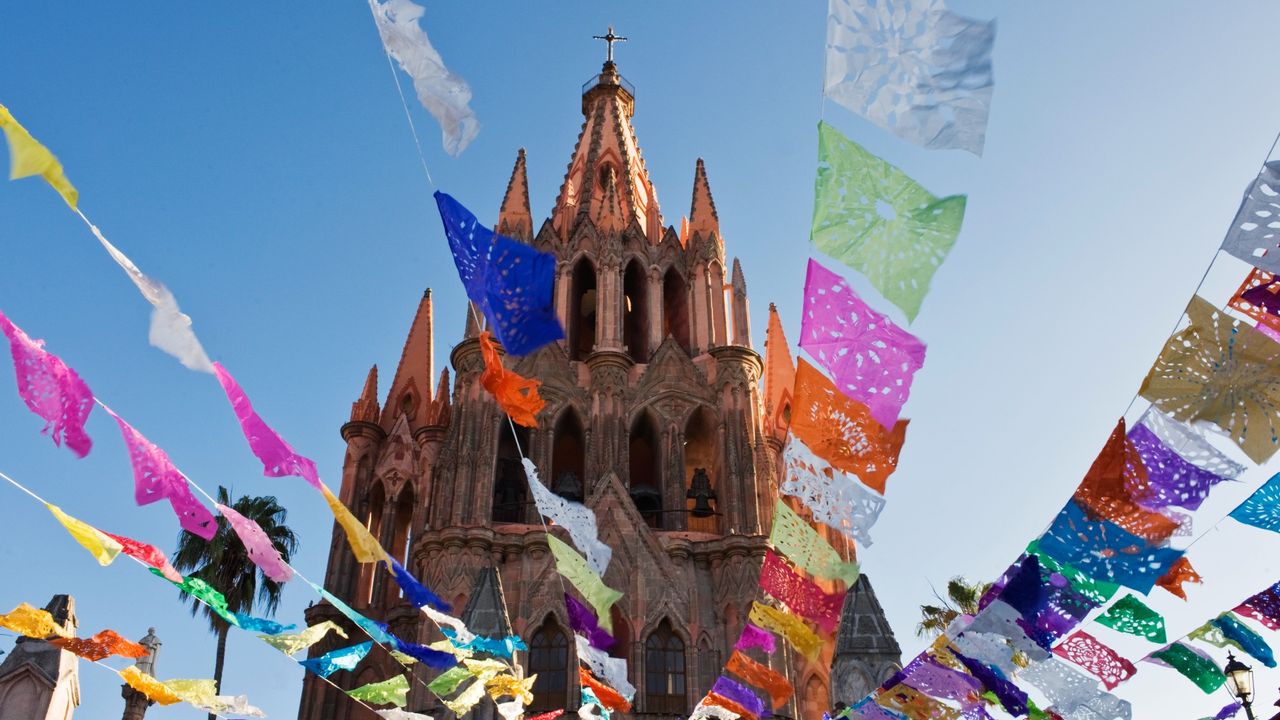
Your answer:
297,57 -> 899,720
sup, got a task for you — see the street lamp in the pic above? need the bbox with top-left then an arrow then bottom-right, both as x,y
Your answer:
1224,652 -> 1257,720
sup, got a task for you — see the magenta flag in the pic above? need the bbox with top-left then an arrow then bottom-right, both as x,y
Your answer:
0,310 -> 94,457
212,362 -> 322,491
759,549 -> 845,633
216,502 -> 292,583
799,259 -> 926,429
734,623 -> 777,654
108,409 -> 216,540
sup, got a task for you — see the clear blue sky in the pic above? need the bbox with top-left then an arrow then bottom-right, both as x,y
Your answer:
3,3 -> 1280,719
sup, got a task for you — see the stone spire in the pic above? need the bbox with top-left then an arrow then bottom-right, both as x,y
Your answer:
460,566 -> 514,640
497,149 -> 533,241
731,258 -> 751,346
687,158 -> 720,240
551,56 -> 661,243
763,303 -> 796,443
381,290 -> 435,431
350,365 -> 380,425
463,301 -> 483,339
830,577 -> 902,707
424,367 -> 452,428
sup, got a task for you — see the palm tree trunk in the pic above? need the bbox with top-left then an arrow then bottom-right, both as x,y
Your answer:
210,623 -> 229,720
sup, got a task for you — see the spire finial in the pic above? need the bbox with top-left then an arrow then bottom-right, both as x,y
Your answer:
593,25 -> 627,64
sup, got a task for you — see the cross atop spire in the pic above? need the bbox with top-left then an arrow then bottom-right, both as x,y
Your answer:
593,25 -> 627,64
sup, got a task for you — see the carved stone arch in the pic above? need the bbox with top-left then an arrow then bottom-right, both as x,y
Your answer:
627,408 -> 663,527
621,222 -> 650,257
550,408 -> 588,502
801,672 -> 830,720
567,254 -> 599,361
641,616 -> 690,715
533,218 -> 558,253
568,218 -> 600,258
640,611 -> 693,648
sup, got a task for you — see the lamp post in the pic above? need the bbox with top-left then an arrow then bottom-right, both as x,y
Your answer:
1224,652 -> 1258,720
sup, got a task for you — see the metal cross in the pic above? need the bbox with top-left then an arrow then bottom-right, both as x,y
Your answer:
593,25 -> 627,63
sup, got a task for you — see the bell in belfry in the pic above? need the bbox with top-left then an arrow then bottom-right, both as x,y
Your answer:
687,468 -> 717,517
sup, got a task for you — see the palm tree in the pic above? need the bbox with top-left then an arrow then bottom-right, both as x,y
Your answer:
173,486 -> 299,719
916,576 -> 991,638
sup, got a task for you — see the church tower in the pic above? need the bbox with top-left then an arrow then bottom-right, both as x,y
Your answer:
299,46 -> 899,720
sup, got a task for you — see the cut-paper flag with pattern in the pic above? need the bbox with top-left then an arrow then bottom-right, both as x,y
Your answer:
780,437 -> 887,546
812,122 -> 966,321
479,331 -> 544,427
216,501 -> 293,583
0,103 -> 78,207
1230,268 -> 1280,334
1221,161 -> 1280,272
748,601 -> 822,660
1149,642 -> 1225,693
299,641 -> 374,678
824,0 -> 994,155
1037,501 -> 1182,594
108,408 -> 216,540
119,666 -> 181,705
1095,594 -> 1166,643
799,258 -> 926,429
524,458 -> 612,574
547,535 -> 621,632
768,499 -> 860,585
45,504 -> 122,566
0,603 -> 72,639
213,362 -> 323,490
84,219 -> 214,373
1140,295 -> 1280,464
0,309 -> 94,457
1128,410 -> 1243,513
435,191 -> 563,355
790,358 -> 907,493
759,550 -> 845,633
1230,472 -> 1280,533
1236,581 -> 1280,631
347,674 -> 411,708
369,0 -> 478,156
258,620 -> 348,656
1020,657 -> 1132,719
1072,419 -> 1179,543
49,629 -> 148,662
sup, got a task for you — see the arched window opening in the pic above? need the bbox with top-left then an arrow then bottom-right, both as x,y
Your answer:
645,620 -> 686,715
662,268 -> 691,354
623,260 -> 650,362
383,487 -> 414,606
697,637 -> 718,697
569,258 -> 598,361
684,408 -> 719,534
629,413 -> 662,529
355,483 -> 385,606
802,675 -> 829,720
608,606 -> 631,662
528,622 -> 570,713
493,426 -> 530,523
551,412 -> 586,502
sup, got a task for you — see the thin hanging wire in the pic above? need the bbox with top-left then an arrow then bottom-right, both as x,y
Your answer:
364,0 -> 436,190
84,397 -> 512,707
1118,124 -> 1280,420
468,301 -> 607,691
